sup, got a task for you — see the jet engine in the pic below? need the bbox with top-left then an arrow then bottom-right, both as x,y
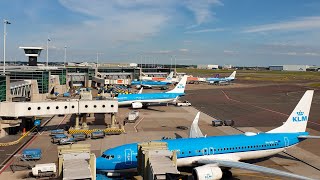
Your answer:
192,165 -> 223,180
136,85 -> 141,89
132,102 -> 143,109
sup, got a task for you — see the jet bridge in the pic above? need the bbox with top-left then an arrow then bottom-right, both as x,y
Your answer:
0,99 -> 118,117
0,99 -> 118,134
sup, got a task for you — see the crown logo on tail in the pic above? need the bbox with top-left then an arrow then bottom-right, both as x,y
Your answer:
296,111 -> 304,116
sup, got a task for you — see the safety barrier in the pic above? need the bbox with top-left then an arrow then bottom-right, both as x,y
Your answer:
68,128 -> 125,135
0,126 -> 36,147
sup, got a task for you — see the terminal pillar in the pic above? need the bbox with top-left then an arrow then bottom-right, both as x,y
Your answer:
82,113 -> 88,129
75,114 -> 80,129
5,76 -> 11,102
111,113 -> 116,128
0,125 -> 8,138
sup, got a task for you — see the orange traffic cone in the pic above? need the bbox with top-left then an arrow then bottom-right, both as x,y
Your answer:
22,128 -> 26,135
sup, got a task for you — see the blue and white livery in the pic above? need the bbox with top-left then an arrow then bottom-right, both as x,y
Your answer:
207,71 -> 236,84
117,75 -> 188,109
97,90 -> 317,180
131,72 -> 174,89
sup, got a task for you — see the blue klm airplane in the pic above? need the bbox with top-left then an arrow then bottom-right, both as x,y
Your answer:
97,90 -> 318,180
116,75 -> 187,108
131,72 -> 174,89
207,71 -> 236,84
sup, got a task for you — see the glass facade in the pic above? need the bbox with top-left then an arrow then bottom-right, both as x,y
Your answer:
9,71 -> 49,94
0,75 -> 6,102
51,69 -> 67,85
3,66 -> 171,97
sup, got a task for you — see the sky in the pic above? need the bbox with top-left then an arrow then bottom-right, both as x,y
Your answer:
1,0 -> 320,66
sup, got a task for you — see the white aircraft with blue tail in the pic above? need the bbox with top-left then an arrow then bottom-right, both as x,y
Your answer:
131,71 -> 174,89
97,90 -> 318,180
207,71 -> 236,84
116,75 -> 187,109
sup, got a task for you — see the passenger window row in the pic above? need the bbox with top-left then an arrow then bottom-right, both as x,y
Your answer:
178,143 -> 280,155
215,143 -> 279,152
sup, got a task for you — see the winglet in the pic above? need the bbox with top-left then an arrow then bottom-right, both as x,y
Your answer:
166,75 -> 188,94
138,87 -> 143,94
268,90 -> 314,133
189,112 -> 204,138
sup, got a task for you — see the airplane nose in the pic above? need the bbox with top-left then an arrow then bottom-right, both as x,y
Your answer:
96,157 -> 104,170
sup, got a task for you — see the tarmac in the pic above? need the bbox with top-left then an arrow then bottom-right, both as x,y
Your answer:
0,82 -> 320,179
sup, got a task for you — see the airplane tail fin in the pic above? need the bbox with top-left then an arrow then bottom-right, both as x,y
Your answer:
228,71 -> 236,79
162,72 -> 174,83
268,90 -> 314,133
166,75 -> 188,94
138,87 -> 143,94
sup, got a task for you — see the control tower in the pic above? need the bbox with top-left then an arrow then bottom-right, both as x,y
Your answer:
19,47 -> 43,66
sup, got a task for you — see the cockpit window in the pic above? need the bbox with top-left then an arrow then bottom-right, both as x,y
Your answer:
102,154 -> 114,159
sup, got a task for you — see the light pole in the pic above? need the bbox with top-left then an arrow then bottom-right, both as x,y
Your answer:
174,56 -> 177,75
64,45 -> 67,67
140,55 -> 142,80
96,52 -> 103,67
46,36 -> 50,67
3,19 -> 11,74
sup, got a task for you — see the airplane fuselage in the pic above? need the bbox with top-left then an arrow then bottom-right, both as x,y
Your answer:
117,92 -> 184,106
96,132 -> 308,171
131,80 -> 170,88
206,77 -> 234,83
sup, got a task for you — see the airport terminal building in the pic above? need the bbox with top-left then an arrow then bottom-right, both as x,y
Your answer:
269,65 -> 310,71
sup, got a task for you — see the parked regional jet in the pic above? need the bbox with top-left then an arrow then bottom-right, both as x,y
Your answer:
207,71 -> 236,84
97,90 -> 317,180
116,75 -> 187,109
131,72 -> 174,89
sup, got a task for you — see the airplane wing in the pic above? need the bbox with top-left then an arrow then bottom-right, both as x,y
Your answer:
298,135 -> 320,139
189,112 -> 205,138
196,159 -> 313,180
141,84 -> 152,88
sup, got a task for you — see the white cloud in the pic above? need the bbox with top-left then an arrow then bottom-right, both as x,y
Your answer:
304,52 -> 320,56
184,0 -> 223,26
243,16 -> 320,33
265,42 -> 300,47
148,50 -> 172,54
18,0 -> 224,54
277,51 -> 320,56
283,52 -> 297,56
179,48 -> 189,52
185,28 -> 224,33
55,0 -> 170,47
